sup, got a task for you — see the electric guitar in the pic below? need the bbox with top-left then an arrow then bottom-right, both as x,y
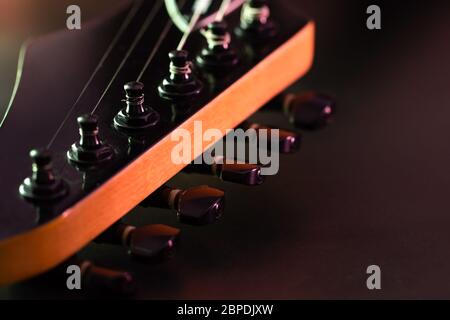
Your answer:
0,0 -> 333,292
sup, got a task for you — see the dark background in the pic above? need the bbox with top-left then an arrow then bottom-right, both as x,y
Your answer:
1,0 -> 450,299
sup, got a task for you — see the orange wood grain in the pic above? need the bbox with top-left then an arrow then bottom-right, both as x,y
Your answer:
0,21 -> 315,286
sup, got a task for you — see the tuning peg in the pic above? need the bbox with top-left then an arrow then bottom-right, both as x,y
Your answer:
141,185 -> 225,226
158,50 -> 203,101
67,114 -> 114,168
51,257 -> 135,295
197,21 -> 239,71
240,121 -> 301,154
184,156 -> 264,186
19,149 -> 67,203
96,223 -> 180,261
79,260 -> 135,295
114,82 -> 160,132
283,92 -> 335,130
236,0 -> 277,40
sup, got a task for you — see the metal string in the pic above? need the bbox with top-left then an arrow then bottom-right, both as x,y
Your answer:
90,0 -> 164,115
136,0 -> 188,82
46,0 -> 144,148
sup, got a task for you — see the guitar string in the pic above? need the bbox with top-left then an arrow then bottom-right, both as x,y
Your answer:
135,19 -> 173,82
176,1 -> 206,51
46,0 -> 144,149
90,0 -> 164,115
136,0 -> 188,82
197,0 -> 244,30
50,0 -> 236,137
138,0 -> 229,82
177,0 -> 232,50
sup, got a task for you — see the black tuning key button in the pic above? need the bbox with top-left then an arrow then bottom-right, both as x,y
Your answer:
67,114 -> 114,168
158,50 -> 203,101
197,21 -> 239,72
81,261 -> 135,295
241,122 -> 302,154
55,257 -> 135,296
141,185 -> 225,226
19,149 -> 67,203
283,92 -> 335,130
96,223 -> 180,261
236,0 -> 277,41
114,82 -> 160,133
185,157 -> 264,186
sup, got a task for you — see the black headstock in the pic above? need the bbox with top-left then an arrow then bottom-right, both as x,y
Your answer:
0,0 -> 318,286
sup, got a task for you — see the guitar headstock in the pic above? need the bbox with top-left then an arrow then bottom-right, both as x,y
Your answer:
0,0 -> 326,288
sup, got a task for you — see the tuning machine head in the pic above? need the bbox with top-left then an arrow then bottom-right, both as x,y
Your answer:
197,21 -> 239,72
52,257 -> 136,296
114,81 -> 160,133
236,0 -> 277,41
79,261 -> 135,295
185,157 -> 265,186
97,223 -> 180,262
19,149 -> 68,203
219,162 -> 264,185
175,186 -> 225,225
142,185 -> 225,226
127,224 -> 179,261
241,122 -> 302,154
67,114 -> 114,168
284,92 -> 336,130
158,50 -> 203,102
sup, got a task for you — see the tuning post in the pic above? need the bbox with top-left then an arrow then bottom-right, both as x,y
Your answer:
67,114 -> 114,168
52,257 -> 136,295
158,50 -> 203,101
114,82 -> 160,133
81,261 -> 135,295
184,156 -> 264,186
236,0 -> 277,40
197,21 -> 239,71
283,92 -> 336,130
19,149 -> 68,203
96,223 -> 180,261
141,185 -> 225,226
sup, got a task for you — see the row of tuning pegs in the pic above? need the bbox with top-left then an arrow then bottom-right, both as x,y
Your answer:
34,90 -> 335,295
48,256 -> 136,296
95,185 -> 225,260
18,0 -> 336,294
18,0 -> 333,204
19,90 -> 334,205
40,184 -> 227,295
